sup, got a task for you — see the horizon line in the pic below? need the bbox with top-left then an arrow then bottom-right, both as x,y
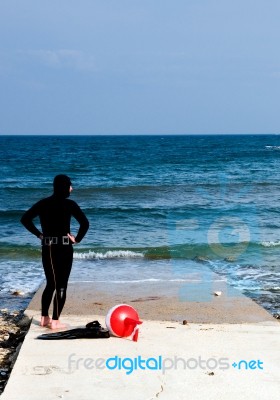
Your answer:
0,132 -> 279,137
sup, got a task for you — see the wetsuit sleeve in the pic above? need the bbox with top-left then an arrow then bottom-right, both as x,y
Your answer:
71,202 -> 89,243
20,202 -> 42,238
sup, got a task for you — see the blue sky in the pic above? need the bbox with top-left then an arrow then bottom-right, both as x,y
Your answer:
0,0 -> 279,135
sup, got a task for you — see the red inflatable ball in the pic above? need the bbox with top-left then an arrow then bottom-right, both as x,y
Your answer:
105,304 -> 143,342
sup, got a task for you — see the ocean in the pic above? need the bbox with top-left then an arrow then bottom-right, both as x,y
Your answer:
0,135 -> 279,317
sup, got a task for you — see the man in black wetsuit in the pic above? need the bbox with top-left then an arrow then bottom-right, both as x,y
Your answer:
21,175 -> 89,329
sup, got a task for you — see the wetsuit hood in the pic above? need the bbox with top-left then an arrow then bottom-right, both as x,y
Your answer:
53,174 -> 72,198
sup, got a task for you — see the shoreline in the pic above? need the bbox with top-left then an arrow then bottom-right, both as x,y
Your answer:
27,281 -> 280,324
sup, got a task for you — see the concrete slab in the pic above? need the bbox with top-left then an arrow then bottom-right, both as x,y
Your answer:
2,278 -> 280,400
1,314 -> 280,400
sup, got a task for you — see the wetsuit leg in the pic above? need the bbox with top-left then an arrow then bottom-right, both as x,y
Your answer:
41,246 -> 56,317
51,245 -> 73,319
41,245 -> 73,320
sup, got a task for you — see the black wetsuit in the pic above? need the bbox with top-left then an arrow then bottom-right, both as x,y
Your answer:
21,192 -> 89,320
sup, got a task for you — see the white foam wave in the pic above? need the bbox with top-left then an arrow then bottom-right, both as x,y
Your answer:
73,250 -> 144,260
261,241 -> 280,247
265,145 -> 280,150
69,278 -> 207,283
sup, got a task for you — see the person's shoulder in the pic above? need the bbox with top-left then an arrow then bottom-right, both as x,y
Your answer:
33,195 -> 56,208
30,196 -> 48,207
66,198 -> 83,212
39,195 -> 53,204
66,198 -> 79,207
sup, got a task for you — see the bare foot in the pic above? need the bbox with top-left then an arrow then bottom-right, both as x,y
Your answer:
40,316 -> 52,327
50,320 -> 67,330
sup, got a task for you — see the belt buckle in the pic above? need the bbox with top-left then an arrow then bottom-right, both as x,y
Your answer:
44,237 -> 57,245
44,237 -> 51,245
62,236 -> 70,245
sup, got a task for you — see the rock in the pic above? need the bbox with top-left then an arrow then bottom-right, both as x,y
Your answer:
9,343 -> 22,368
17,316 -> 31,328
0,310 -> 29,395
213,291 -> 222,296
194,255 -> 208,262
224,257 -> 236,262
11,291 -> 24,296
182,320 -> 188,325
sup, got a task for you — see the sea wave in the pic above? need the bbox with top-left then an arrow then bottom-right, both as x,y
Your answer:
2,240 -> 280,262
0,209 -> 26,217
261,241 -> 280,247
69,278 -> 205,283
74,250 -> 144,260
265,145 -> 280,150
263,286 -> 280,291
